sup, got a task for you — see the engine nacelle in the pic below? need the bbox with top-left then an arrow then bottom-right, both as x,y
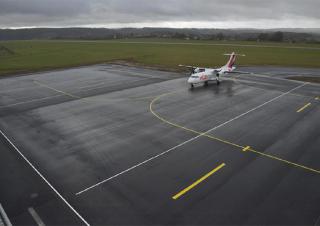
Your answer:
212,70 -> 221,77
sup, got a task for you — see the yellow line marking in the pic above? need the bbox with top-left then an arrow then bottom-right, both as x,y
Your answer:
150,92 -> 244,149
150,91 -> 320,175
296,102 -> 311,113
248,148 -> 320,174
242,146 -> 250,152
130,95 -> 159,101
33,80 -> 81,99
315,97 -> 319,100
172,163 -> 226,200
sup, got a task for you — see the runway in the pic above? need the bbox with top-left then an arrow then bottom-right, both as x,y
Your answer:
0,64 -> 319,225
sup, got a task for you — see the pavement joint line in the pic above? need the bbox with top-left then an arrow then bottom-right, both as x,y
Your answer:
297,102 -> 312,113
150,82 -> 320,175
0,83 -> 167,109
242,146 -> 251,152
172,163 -> 226,200
0,203 -> 12,226
33,80 -> 82,99
28,207 -> 45,226
0,129 -> 90,226
0,94 -> 64,108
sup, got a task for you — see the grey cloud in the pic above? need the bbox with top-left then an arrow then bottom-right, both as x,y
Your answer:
0,0 -> 319,28
94,0 -> 320,22
0,0 -> 90,16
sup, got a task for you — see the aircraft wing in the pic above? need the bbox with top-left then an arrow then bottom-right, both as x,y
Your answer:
226,70 -> 253,74
178,64 -> 196,69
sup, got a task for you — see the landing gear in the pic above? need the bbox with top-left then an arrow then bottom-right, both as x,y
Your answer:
204,81 -> 208,87
216,74 -> 220,86
190,83 -> 194,88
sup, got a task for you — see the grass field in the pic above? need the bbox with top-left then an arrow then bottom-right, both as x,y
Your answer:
0,39 -> 320,76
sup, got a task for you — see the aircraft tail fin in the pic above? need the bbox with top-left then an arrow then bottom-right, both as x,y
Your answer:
223,52 -> 245,70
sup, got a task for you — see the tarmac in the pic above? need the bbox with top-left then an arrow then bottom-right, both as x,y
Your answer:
0,64 -> 319,225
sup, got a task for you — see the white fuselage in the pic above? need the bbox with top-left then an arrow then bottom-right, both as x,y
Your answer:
187,66 -> 232,84
185,52 -> 240,87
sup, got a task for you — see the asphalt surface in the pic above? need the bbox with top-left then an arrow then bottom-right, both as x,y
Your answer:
239,66 -> 320,78
0,64 -> 319,225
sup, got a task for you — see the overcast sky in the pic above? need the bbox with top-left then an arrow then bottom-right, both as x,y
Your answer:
0,0 -> 319,29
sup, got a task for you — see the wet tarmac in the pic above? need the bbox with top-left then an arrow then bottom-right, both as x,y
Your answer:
0,64 -> 319,225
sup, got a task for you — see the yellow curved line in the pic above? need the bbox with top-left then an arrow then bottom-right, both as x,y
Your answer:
149,91 -> 244,149
150,91 -> 320,174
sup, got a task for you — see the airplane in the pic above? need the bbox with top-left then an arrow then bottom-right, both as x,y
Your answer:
179,52 -> 246,88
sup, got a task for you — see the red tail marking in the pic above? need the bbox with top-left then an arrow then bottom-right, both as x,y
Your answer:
227,53 -> 236,68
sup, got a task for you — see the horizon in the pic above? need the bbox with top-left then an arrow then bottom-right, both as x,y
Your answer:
2,26 -> 320,30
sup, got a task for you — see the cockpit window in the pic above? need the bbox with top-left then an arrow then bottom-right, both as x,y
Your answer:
198,68 -> 205,72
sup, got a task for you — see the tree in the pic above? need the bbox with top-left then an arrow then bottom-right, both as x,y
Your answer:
270,31 -> 284,42
257,33 -> 269,41
216,32 -> 225,40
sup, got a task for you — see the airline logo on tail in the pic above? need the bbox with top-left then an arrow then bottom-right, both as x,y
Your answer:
226,52 -> 236,69
180,51 -> 245,88
223,52 -> 245,71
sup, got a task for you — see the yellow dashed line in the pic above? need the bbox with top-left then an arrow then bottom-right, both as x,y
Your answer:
150,91 -> 320,175
296,102 -> 311,113
172,163 -> 226,200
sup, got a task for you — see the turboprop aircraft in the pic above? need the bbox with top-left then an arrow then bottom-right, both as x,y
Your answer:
179,52 -> 246,88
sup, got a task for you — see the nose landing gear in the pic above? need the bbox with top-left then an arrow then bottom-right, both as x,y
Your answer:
216,74 -> 220,86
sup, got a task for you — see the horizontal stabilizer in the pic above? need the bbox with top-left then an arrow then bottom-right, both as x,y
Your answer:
178,64 -> 195,68
223,53 -> 246,56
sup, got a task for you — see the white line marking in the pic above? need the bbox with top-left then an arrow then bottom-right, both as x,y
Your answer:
0,203 -> 12,226
0,129 -> 90,226
33,80 -> 81,99
76,132 -> 204,195
28,207 -> 45,226
76,83 -> 306,195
